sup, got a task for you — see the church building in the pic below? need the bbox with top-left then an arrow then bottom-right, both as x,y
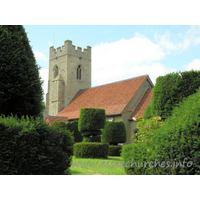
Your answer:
45,40 -> 153,144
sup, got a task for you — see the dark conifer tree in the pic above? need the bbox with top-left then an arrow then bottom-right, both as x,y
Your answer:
0,25 -> 43,117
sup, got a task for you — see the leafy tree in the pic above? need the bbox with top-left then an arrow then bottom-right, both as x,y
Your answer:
0,25 -> 43,117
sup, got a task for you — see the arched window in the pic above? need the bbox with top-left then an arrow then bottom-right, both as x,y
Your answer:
77,65 -> 81,80
54,65 -> 59,78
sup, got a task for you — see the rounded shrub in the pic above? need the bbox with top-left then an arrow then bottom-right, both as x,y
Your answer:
0,116 -> 74,175
74,142 -> 109,158
109,145 -> 122,156
78,108 -> 106,132
101,121 -> 127,145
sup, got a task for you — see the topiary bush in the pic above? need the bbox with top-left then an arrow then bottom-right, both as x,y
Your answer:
76,108 -> 107,158
78,108 -> 106,132
101,121 -> 126,145
0,116 -> 74,175
81,130 -> 102,137
109,145 -> 122,156
82,135 -> 101,142
74,142 -> 109,158
78,107 -> 106,141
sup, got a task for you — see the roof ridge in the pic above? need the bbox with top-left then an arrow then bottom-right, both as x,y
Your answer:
77,74 -> 149,93
90,74 -> 149,89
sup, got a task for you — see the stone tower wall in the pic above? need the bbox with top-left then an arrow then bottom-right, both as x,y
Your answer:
46,40 -> 91,116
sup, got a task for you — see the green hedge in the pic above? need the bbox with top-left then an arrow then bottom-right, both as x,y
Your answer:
121,143 -> 149,175
78,108 -> 106,132
142,104 -> 153,120
109,145 -> 122,156
101,121 -> 126,145
0,116 -> 74,175
54,121 -> 83,143
65,121 -> 83,142
122,87 -> 200,175
74,142 -> 109,158
151,70 -> 200,120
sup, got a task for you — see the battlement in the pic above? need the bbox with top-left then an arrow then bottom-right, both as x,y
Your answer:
50,40 -> 91,60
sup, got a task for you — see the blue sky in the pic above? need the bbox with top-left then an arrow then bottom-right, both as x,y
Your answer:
23,25 -> 200,102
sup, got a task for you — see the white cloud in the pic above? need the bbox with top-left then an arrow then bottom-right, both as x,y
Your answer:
34,51 -> 48,61
39,69 -> 49,102
187,25 -> 200,35
184,59 -> 200,71
194,37 -> 200,45
92,34 -> 175,86
155,32 -> 191,54
186,26 -> 200,46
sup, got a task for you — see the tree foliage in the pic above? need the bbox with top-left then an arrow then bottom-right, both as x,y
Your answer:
151,70 -> 200,120
0,25 -> 43,117
142,103 -> 153,120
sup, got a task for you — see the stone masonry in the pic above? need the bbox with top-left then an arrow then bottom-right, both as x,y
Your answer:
45,40 -> 91,116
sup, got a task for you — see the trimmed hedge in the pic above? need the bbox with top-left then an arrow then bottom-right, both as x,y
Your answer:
0,116 -> 74,175
121,143 -> 149,175
122,87 -> 200,175
74,142 -> 109,158
109,145 -> 122,156
151,70 -> 200,120
101,121 -> 126,145
78,108 -> 106,132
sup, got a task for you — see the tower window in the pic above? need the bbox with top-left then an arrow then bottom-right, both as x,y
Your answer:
77,65 -> 81,80
54,65 -> 59,78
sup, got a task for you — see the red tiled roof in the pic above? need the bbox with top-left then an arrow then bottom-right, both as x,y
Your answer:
57,75 -> 148,120
129,89 -> 153,119
45,116 -> 68,125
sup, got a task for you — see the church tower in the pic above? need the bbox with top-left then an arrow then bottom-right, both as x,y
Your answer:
45,40 -> 91,116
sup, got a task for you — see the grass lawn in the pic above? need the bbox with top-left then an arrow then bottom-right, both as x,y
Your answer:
69,156 -> 127,175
